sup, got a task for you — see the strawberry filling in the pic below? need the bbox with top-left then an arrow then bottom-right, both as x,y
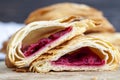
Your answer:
52,47 -> 105,66
21,26 -> 72,57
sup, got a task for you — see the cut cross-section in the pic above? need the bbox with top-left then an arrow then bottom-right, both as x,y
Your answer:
21,26 -> 72,57
52,47 -> 105,66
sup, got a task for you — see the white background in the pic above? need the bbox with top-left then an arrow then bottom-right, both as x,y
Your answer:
0,22 -> 24,60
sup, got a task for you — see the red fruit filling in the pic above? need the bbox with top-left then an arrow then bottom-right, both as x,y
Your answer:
52,47 -> 105,66
21,26 -> 72,57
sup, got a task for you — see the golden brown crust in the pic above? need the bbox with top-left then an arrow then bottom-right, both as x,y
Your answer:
5,56 -> 15,68
25,2 -> 115,33
0,40 -> 8,54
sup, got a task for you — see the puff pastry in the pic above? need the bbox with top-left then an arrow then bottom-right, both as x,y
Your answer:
25,3 -> 115,33
6,17 -> 95,68
30,35 -> 120,72
88,32 -> 120,51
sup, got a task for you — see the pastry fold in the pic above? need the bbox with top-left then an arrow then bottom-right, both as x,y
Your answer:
87,32 -> 120,51
6,17 -> 95,68
30,35 -> 120,72
25,3 -> 115,33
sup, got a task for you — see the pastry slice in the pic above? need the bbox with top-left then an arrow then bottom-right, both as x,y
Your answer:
30,35 -> 120,72
87,32 -> 120,51
6,17 -> 95,68
25,2 -> 115,33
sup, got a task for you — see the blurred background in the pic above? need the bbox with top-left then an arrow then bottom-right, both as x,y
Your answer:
0,0 -> 120,60
0,0 -> 120,30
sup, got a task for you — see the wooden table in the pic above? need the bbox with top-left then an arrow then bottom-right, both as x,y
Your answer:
0,61 -> 120,80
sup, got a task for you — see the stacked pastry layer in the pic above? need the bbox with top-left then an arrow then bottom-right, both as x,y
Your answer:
5,3 -> 120,73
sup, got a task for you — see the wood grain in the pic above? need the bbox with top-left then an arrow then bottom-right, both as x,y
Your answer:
0,61 -> 120,80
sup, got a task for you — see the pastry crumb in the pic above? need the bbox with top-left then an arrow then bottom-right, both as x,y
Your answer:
91,76 -> 98,80
13,68 -> 29,72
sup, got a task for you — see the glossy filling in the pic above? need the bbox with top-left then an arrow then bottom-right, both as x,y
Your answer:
21,26 -> 72,57
52,47 -> 105,66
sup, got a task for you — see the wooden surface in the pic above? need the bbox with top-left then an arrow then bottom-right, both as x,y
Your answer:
0,62 -> 120,80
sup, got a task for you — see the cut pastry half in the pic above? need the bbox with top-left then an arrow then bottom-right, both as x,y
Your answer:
6,17 -> 95,68
30,35 -> 120,72
25,2 -> 115,33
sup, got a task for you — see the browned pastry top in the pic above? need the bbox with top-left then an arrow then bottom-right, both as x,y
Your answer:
25,3 -> 115,33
